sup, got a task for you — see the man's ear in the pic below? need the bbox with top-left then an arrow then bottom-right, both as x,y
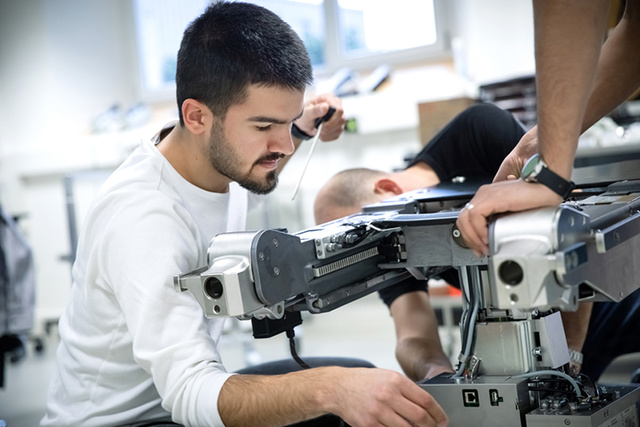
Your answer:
374,178 -> 404,196
181,99 -> 211,135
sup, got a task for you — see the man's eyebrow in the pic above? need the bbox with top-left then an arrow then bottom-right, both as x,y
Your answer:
248,110 -> 304,124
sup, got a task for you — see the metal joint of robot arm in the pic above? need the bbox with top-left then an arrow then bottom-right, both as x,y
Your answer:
173,231 -> 286,320
174,211 -> 415,321
489,180 -> 640,312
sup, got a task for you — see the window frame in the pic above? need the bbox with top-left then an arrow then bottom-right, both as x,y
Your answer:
318,0 -> 450,76
132,0 -> 451,102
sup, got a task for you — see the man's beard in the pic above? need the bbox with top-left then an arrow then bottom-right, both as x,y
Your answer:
206,121 -> 283,195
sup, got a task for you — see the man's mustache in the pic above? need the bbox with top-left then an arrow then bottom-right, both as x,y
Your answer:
255,153 -> 285,165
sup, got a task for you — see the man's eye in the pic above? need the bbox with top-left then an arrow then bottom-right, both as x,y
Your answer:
256,125 -> 272,132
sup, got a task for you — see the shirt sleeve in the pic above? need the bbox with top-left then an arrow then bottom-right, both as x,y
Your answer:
378,277 -> 428,307
377,267 -> 463,307
100,193 -> 232,427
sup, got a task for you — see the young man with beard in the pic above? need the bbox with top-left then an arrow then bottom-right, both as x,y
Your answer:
41,3 -> 447,427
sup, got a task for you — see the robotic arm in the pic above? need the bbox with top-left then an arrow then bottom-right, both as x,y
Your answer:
174,183 -> 483,322
176,179 -> 640,322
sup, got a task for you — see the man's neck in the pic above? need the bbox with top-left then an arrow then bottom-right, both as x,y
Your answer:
395,163 -> 440,192
156,124 -> 231,193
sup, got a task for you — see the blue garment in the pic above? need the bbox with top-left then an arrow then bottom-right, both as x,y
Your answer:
581,289 -> 640,381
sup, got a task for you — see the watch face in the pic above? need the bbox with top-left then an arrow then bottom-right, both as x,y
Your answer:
521,154 -> 540,179
519,153 -> 575,198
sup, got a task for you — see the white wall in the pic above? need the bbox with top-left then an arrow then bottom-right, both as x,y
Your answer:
0,0 -> 140,206
0,0 -> 144,328
452,0 -> 535,84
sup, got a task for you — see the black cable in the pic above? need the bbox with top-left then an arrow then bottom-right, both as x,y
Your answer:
286,328 -> 311,370
340,226 -> 372,248
578,373 -> 600,400
527,377 -> 586,400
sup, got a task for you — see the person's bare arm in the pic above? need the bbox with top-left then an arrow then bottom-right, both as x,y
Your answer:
457,0 -> 614,255
561,302 -> 594,375
510,0 -> 640,176
494,0 -> 640,186
218,366 -> 449,427
581,0 -> 640,132
390,292 -> 454,382
534,0 -> 611,179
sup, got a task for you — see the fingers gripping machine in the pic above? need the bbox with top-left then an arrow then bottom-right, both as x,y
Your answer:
175,180 -> 640,426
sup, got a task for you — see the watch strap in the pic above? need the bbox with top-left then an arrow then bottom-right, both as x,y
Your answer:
536,165 -> 576,199
292,107 -> 336,141
522,154 -> 575,199
291,123 -> 312,140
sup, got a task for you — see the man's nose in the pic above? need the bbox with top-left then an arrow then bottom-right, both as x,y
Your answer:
269,127 -> 295,156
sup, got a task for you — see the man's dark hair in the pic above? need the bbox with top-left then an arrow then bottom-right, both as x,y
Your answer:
175,1 -> 313,125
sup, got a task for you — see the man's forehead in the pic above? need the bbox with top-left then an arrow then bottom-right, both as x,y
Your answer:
229,84 -> 304,117
239,83 -> 305,112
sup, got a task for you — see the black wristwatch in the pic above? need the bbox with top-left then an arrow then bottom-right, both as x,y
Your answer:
521,154 -> 575,199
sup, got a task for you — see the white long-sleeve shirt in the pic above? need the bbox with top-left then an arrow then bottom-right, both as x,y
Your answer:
42,134 -> 252,426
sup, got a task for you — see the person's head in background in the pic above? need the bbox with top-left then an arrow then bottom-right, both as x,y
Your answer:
314,162 -> 440,224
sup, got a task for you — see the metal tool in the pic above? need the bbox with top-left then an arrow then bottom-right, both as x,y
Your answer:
291,106 -> 336,201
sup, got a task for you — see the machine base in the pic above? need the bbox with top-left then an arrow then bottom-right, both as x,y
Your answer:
526,384 -> 640,427
421,375 -> 640,426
